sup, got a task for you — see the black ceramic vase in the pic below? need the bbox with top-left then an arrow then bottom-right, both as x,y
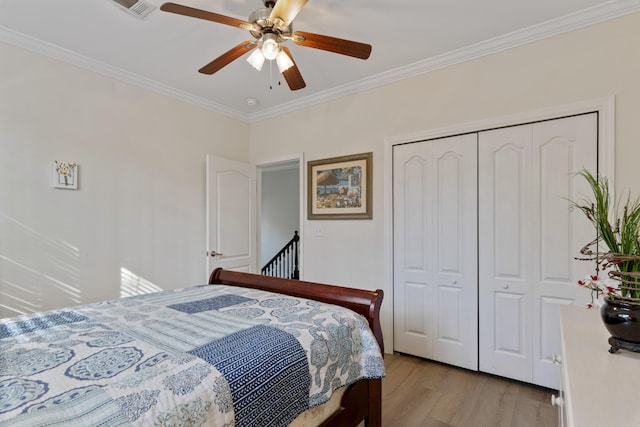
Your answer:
600,297 -> 640,353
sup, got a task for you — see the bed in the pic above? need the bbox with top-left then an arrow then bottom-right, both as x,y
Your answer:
0,268 -> 385,426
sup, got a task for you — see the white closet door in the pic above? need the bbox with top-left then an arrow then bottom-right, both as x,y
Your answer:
531,114 -> 597,388
393,141 -> 434,358
393,134 -> 478,370
432,135 -> 478,370
479,113 -> 597,388
478,125 -> 534,383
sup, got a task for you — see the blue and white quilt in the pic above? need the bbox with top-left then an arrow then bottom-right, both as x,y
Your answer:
0,285 -> 385,426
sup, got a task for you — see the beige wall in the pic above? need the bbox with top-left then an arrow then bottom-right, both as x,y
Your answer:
2,11 -> 640,330
0,41 -> 249,316
250,13 -> 640,339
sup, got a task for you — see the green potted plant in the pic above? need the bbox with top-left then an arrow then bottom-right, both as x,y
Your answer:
571,169 -> 640,353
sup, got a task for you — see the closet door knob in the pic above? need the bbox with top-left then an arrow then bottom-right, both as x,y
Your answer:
551,394 -> 564,407
552,353 -> 563,364
502,284 -> 509,290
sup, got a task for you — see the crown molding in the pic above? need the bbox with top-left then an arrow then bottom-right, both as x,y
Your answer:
249,1 -> 640,122
1,2 -> 638,124
0,26 -> 251,122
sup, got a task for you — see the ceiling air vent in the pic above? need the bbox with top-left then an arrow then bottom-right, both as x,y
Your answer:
112,0 -> 155,19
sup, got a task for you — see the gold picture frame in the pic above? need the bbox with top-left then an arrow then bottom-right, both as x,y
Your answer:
307,152 -> 372,220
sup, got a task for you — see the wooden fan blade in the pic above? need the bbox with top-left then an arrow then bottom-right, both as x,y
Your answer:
292,31 -> 371,59
280,47 -> 306,91
160,2 -> 252,30
269,0 -> 308,26
199,42 -> 256,75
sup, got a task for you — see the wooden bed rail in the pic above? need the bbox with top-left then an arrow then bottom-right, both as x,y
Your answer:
208,268 -> 385,355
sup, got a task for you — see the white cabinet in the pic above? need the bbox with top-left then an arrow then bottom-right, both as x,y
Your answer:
557,305 -> 640,426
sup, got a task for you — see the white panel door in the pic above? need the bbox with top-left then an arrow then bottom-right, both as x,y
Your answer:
479,113 -> 597,388
531,113 -> 597,389
432,135 -> 478,370
478,125 -> 534,383
393,141 -> 434,358
206,155 -> 257,275
394,134 -> 478,370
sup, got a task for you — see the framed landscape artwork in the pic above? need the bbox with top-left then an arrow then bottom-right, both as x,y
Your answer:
307,152 -> 372,220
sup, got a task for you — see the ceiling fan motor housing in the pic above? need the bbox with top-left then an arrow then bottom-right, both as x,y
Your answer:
249,7 -> 292,41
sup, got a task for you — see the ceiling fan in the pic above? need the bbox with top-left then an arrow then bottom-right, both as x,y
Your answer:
160,0 -> 372,90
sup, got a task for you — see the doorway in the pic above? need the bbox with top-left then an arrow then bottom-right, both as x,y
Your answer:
258,158 -> 303,276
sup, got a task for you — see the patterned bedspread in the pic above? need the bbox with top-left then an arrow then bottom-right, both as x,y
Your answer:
0,284 -> 385,426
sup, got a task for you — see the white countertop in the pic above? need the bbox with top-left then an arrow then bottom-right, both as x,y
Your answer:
560,305 -> 640,427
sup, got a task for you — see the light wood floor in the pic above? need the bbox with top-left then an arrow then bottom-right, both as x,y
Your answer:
382,353 -> 558,427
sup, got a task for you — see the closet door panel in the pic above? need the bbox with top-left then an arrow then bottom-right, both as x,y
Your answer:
393,134 -> 478,370
400,281 -> 435,356
532,113 -> 598,389
493,146 -> 526,277
479,125 -> 533,383
494,292 -> 526,354
393,142 -> 434,358
436,152 -> 462,272
438,285 -> 462,341
432,135 -> 478,370
404,156 -> 430,271
539,296 -> 573,367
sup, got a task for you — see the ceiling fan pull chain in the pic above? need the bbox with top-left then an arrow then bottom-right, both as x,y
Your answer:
269,59 -> 273,90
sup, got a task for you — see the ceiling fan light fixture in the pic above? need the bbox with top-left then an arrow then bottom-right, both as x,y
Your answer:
276,50 -> 294,73
246,49 -> 266,71
261,33 -> 279,60
160,0 -> 369,91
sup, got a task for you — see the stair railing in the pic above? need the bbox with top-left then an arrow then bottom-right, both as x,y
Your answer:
261,231 -> 300,280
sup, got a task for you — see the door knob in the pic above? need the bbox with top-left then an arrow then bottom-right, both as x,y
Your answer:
208,250 -> 224,257
551,394 -> 564,407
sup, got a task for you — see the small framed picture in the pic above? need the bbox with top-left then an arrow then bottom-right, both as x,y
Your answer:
308,152 -> 372,220
52,161 -> 78,189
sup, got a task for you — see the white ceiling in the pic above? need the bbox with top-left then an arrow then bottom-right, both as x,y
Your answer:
1,0 -> 638,122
